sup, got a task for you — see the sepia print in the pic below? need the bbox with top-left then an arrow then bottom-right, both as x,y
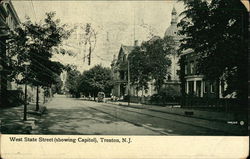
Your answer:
0,0 -> 248,138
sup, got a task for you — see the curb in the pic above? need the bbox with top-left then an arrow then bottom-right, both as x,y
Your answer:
107,101 -> 241,123
105,102 -> 247,135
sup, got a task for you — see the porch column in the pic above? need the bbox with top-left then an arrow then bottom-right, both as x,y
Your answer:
219,80 -> 224,98
201,80 -> 204,97
193,80 -> 196,95
117,84 -> 120,97
186,81 -> 189,94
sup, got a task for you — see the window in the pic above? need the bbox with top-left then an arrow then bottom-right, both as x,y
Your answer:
167,75 -> 171,81
123,55 -> 127,62
120,71 -> 124,80
211,82 -> 215,93
204,81 -> 208,93
190,62 -> 194,74
196,81 -> 202,97
185,65 -> 188,75
221,80 -> 225,95
188,81 -> 194,95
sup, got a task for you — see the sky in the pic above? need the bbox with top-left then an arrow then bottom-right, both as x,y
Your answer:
12,0 -> 185,72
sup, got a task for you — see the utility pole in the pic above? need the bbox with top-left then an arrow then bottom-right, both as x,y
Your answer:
23,65 -> 28,121
36,85 -> 39,111
88,45 -> 91,65
127,60 -> 130,106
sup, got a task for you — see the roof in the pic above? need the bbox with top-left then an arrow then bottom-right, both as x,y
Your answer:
8,0 -> 21,24
115,45 -> 135,64
172,7 -> 177,15
2,0 -> 21,24
164,24 -> 179,37
164,7 -> 184,41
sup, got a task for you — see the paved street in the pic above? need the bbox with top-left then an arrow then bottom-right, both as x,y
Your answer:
33,95 -> 229,135
33,95 -> 159,135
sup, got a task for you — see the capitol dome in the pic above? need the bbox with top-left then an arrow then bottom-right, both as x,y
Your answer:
164,7 -> 182,41
164,24 -> 179,37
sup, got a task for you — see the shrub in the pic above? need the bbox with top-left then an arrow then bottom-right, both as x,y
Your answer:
150,86 -> 181,104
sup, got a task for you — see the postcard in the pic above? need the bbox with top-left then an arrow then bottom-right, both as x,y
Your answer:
0,0 -> 249,158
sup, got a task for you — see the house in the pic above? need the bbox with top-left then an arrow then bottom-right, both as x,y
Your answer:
111,6 -> 183,101
0,0 -> 21,107
0,0 -> 46,106
111,44 -> 133,98
178,47 -> 238,108
180,50 -> 221,98
111,40 -> 157,99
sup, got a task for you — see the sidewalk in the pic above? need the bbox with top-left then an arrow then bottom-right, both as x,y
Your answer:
107,101 -> 247,121
106,101 -> 248,135
0,102 -> 49,134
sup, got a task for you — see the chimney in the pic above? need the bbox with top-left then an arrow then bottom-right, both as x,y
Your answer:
134,40 -> 139,46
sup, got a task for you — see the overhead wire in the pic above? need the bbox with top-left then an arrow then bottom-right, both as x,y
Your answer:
30,0 -> 37,22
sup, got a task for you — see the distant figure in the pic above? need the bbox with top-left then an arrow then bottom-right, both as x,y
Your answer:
97,92 -> 105,102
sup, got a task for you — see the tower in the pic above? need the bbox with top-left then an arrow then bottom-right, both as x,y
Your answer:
171,7 -> 178,25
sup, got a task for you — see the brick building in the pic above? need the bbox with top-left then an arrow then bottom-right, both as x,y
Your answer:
180,50 -> 221,99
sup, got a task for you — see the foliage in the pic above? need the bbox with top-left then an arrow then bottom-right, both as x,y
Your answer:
8,12 -> 72,88
65,69 -> 81,97
150,86 -> 181,105
52,75 -> 63,94
5,12 -> 72,109
127,46 -> 150,91
128,36 -> 175,92
178,0 -> 248,102
78,65 -> 113,97
178,55 -> 186,97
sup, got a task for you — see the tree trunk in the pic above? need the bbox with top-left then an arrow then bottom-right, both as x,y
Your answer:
50,86 -> 53,97
36,85 -> 39,111
88,46 -> 92,65
43,88 -> 46,104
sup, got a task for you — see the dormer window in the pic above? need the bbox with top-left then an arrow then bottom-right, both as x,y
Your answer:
123,55 -> 127,62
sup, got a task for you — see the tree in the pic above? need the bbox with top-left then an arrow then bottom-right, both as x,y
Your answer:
65,69 -> 81,97
52,75 -> 63,94
127,46 -> 150,92
8,12 -> 72,110
178,0 -> 248,104
78,65 -> 113,99
128,36 -> 174,93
